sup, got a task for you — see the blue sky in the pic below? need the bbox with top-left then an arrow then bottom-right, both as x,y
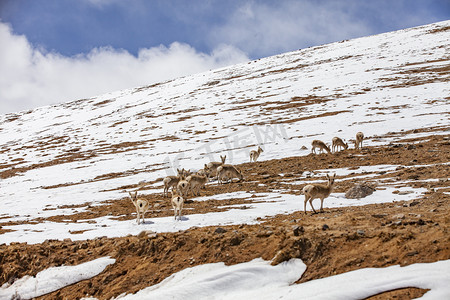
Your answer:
0,0 -> 449,114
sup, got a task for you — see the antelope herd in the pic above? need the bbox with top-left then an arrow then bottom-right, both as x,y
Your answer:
129,132 -> 365,223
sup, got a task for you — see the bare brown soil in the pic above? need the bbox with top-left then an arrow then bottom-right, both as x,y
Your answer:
0,133 -> 449,299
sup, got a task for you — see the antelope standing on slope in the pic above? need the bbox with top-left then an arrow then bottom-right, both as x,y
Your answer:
355,132 -> 364,149
186,174 -> 208,196
249,146 -> 264,162
302,174 -> 336,214
332,137 -> 348,152
163,175 -> 181,198
171,191 -> 184,221
163,169 -> 187,198
128,191 -> 150,224
311,140 -> 331,154
177,177 -> 190,198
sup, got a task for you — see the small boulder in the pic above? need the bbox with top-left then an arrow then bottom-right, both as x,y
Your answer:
345,184 -> 375,199
214,227 -> 227,234
293,226 -> 304,236
392,213 -> 405,220
229,235 -> 242,246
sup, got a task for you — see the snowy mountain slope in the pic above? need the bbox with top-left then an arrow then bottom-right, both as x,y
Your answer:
0,20 -> 449,244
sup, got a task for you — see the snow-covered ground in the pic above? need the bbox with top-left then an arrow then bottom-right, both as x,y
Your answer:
1,256 -> 449,299
0,257 -> 115,299
116,258 -> 450,300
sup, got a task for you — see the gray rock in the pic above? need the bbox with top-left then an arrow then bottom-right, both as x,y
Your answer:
345,184 -> 375,199
293,226 -> 304,236
230,235 -> 242,246
393,213 -> 405,220
214,227 -> 227,234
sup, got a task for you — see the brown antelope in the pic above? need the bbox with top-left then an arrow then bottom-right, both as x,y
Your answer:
179,168 -> 192,178
302,173 -> 336,214
186,174 -> 208,196
311,140 -> 331,154
249,146 -> 264,162
196,165 -> 211,178
332,137 -> 348,152
355,132 -> 364,149
177,177 -> 190,197
171,191 -> 184,221
128,191 -> 150,224
163,175 -> 181,198
217,164 -> 243,184
206,155 -> 226,178
163,168 -> 185,197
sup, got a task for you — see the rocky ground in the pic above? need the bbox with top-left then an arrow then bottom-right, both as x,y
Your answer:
0,132 -> 449,299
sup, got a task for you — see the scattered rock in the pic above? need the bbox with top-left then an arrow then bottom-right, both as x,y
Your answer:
214,227 -> 227,234
390,220 -> 403,226
371,214 -> 387,218
271,249 -> 292,265
346,232 -> 359,241
417,219 -> 426,226
257,230 -> 273,237
322,224 -> 330,231
357,230 -> 365,236
345,184 -> 375,199
398,190 -> 413,195
409,200 -> 420,207
229,235 -> 242,246
292,226 -> 304,236
393,214 -> 405,220
391,144 -> 404,148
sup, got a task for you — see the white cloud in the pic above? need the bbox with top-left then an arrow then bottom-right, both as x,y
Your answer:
209,0 -> 372,58
0,22 -> 249,115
